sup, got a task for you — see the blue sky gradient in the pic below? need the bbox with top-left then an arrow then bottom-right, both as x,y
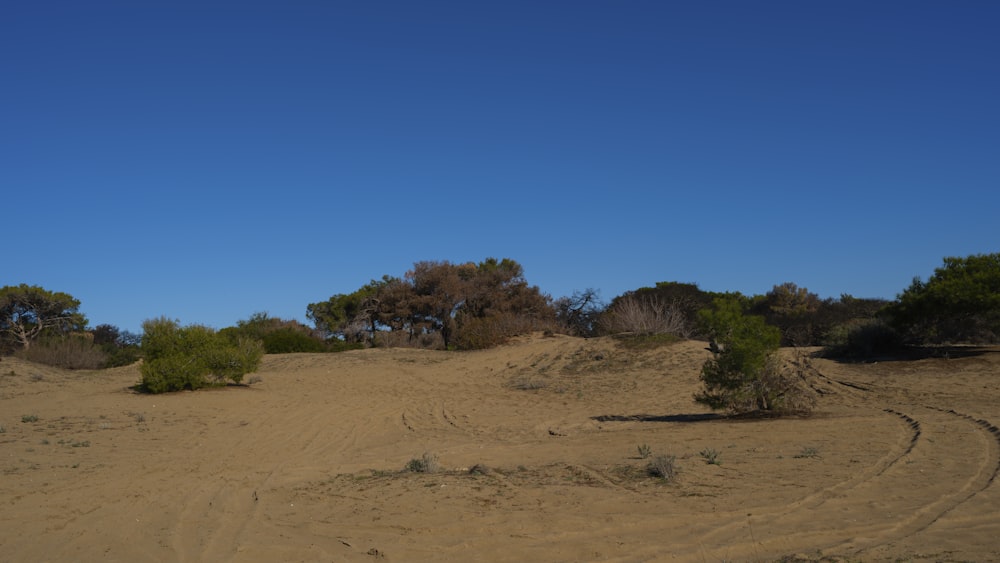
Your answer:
4,1 -> 998,333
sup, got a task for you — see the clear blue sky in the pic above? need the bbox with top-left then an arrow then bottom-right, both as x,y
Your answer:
4,1 -> 998,334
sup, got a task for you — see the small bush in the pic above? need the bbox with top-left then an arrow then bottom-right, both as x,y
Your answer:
405,452 -> 440,473
700,448 -> 721,465
637,443 -> 652,459
139,317 -> 263,393
600,295 -> 690,337
647,454 -> 678,481
794,446 -> 820,459
22,414 -> 39,423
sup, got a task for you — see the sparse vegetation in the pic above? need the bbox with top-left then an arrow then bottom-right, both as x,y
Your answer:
405,452 -> 440,474
468,464 -> 491,475
794,446 -> 820,459
15,334 -> 107,369
700,448 -> 722,465
599,294 -> 690,337
637,443 -> 652,459
646,454 -> 678,481
21,414 -> 39,423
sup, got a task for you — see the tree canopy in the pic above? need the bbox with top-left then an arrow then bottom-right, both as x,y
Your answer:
0,284 -> 87,351
885,253 -> 1000,343
307,258 -> 555,349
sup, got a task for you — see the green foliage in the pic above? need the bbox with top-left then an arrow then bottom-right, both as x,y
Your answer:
885,253 -> 1000,343
695,297 -> 808,415
139,317 -> 263,393
822,318 -> 903,358
1,284 -> 87,352
221,312 -> 332,353
90,324 -> 141,367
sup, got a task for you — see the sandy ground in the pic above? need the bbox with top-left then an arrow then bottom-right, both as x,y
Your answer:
2,334 -> 999,562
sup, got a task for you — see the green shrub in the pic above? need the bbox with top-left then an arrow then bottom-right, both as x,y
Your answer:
885,253 -> 1000,344
260,328 -> 329,353
695,297 -> 811,415
823,318 -> 903,358
139,317 -> 263,393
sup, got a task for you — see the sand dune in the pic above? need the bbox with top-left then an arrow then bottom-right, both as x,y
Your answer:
2,334 -> 999,562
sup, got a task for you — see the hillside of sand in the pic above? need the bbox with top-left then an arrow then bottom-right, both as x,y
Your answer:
2,334 -> 999,562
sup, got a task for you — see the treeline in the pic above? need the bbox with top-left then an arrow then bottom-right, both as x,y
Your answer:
2,253 -> 999,371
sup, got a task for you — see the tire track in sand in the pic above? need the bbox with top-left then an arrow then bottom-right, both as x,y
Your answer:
694,405 -> 1000,559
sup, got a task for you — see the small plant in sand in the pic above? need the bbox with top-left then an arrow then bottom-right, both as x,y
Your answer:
794,446 -> 820,459
405,452 -> 440,474
637,443 -> 653,459
0,424 -> 6,433
468,463 -> 491,475
700,448 -> 722,465
646,454 -> 678,481
21,414 -> 39,423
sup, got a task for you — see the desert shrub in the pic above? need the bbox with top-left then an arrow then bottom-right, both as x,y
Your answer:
637,443 -> 652,459
453,312 -> 552,350
221,313 -> 332,354
612,332 -> 682,350
823,318 -> 903,358
259,328 -> 329,353
15,334 -> 107,369
695,297 -> 812,415
646,454 -> 678,481
699,448 -> 721,465
599,294 -> 690,337
404,452 -> 440,473
373,329 -> 442,349
139,317 -> 263,393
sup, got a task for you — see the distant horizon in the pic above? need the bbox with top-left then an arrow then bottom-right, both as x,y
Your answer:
15,257 -> 935,335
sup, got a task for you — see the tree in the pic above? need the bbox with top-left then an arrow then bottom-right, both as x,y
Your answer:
407,260 -> 468,349
885,253 -> 1000,343
554,289 -> 604,337
695,297 -> 811,415
0,284 -> 87,351
308,257 -> 555,350
754,282 -> 822,346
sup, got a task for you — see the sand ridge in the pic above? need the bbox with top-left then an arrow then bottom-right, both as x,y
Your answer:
2,334 -> 999,562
